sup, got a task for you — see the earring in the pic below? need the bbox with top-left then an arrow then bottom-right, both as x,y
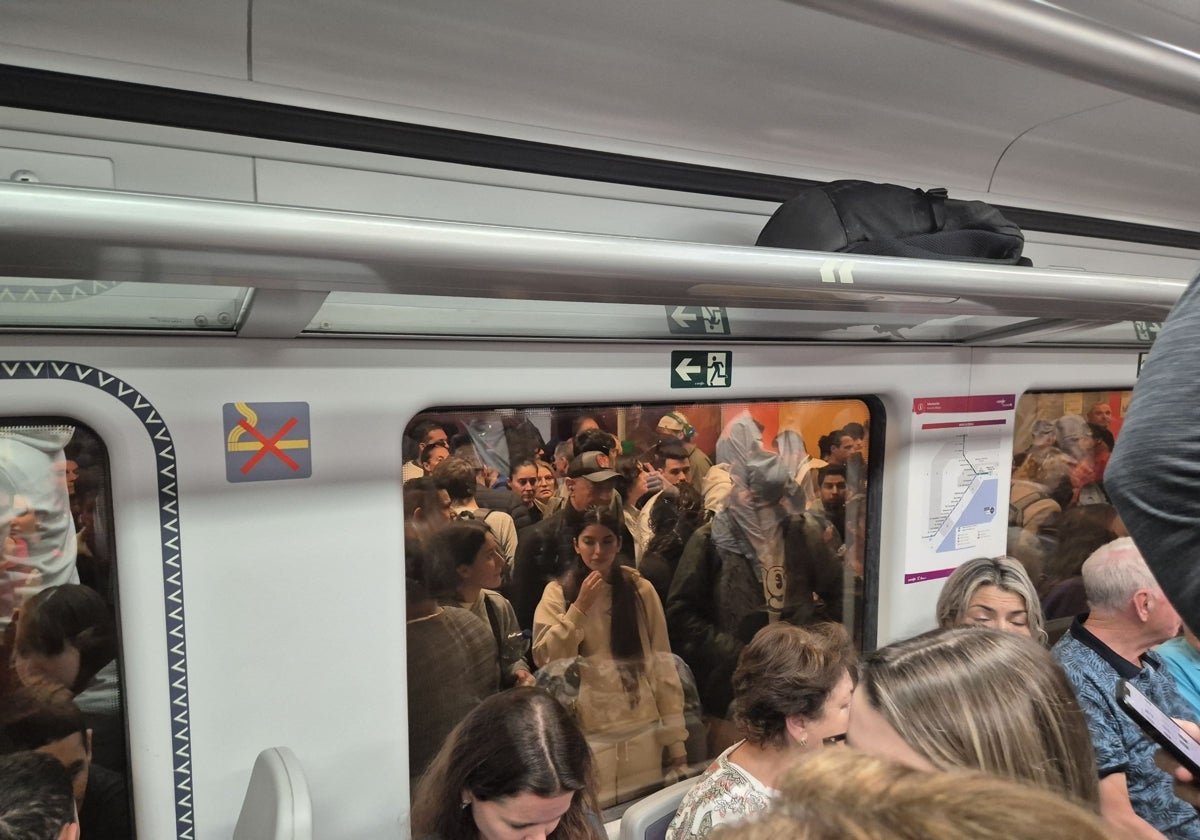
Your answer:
461,800 -> 470,810
799,735 -> 808,749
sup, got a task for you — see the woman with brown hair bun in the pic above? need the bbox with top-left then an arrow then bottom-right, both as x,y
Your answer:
665,622 -> 855,840
411,687 -> 602,840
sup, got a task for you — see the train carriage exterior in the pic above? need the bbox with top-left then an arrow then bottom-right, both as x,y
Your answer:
1,0 -> 1200,837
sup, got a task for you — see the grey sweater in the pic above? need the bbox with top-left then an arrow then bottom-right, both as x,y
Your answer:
1107,269 -> 1200,631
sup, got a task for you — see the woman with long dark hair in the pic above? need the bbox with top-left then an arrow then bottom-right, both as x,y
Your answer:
12,583 -> 124,772
424,520 -> 534,688
533,507 -> 687,807
411,687 -> 602,840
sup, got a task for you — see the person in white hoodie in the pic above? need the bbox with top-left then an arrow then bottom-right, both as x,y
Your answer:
0,426 -> 79,629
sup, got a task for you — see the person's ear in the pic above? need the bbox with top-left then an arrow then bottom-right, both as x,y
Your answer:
1134,590 -> 1153,621
85,728 -> 94,758
784,714 -> 809,747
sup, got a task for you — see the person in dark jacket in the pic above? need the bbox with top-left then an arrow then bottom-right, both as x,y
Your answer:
665,414 -> 844,721
1107,268 -> 1200,634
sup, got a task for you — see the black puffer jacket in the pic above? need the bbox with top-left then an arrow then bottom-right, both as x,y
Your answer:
665,513 -> 844,717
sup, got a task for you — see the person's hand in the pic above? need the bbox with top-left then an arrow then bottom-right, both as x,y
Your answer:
513,669 -> 537,687
1155,719 -> 1200,808
664,754 -> 689,785
642,466 -> 665,496
481,465 -> 498,488
574,571 -> 605,615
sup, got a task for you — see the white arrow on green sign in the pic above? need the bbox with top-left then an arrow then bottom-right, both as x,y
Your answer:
670,350 -> 732,388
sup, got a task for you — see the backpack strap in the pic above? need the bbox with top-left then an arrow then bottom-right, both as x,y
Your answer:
480,597 -> 504,662
923,187 -> 948,229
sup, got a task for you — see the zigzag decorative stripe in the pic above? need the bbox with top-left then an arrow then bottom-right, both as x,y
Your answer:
0,360 -> 194,839
0,280 -> 120,304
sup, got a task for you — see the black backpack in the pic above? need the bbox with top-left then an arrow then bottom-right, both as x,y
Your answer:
756,180 -> 1028,265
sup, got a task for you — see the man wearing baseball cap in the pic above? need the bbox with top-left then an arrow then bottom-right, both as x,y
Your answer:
510,450 -> 634,630
656,412 -> 714,492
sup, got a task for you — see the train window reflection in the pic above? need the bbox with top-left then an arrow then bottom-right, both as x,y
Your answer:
403,399 -> 872,811
1010,391 -> 1130,631
0,420 -> 131,837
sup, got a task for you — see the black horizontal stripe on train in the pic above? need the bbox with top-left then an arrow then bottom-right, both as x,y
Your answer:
2,63 -> 1198,252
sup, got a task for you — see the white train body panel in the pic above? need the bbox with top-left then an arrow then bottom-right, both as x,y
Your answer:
0,335 -> 1143,838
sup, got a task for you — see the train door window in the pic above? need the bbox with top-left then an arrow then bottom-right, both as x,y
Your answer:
0,420 -> 131,837
403,398 -> 873,814
1010,391 -> 1131,625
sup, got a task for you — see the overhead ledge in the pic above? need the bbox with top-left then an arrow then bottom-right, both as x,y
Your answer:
0,182 -> 1186,322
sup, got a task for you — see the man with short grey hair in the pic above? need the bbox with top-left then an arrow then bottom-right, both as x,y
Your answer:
1053,537 -> 1199,839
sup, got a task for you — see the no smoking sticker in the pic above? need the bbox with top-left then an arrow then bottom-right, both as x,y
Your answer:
223,401 -> 312,482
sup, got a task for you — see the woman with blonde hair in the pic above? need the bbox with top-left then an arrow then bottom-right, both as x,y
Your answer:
707,749 -> 1109,840
847,627 -> 1100,809
935,555 -> 1046,643
410,687 -> 602,840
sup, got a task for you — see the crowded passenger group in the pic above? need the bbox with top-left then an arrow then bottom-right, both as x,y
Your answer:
4,389 -> 1196,840
402,408 -> 868,807
404,393 -> 1200,840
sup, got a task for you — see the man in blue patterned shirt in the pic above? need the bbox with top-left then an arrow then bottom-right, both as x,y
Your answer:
1053,537 -> 1200,839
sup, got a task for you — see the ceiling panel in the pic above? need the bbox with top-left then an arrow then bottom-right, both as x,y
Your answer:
0,0 -> 248,79
993,99 -> 1200,228
251,0 -> 1120,192
1051,0 -> 1200,50
0,0 -> 1196,231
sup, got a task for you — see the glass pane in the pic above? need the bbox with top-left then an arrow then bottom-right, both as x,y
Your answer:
0,421 -> 131,837
0,278 -> 248,331
1010,391 -> 1130,627
309,290 -> 1027,342
402,398 -> 872,812
1030,321 -> 1160,346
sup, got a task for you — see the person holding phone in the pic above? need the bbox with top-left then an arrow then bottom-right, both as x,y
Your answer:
1051,538 -> 1200,839
1156,720 -> 1200,810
